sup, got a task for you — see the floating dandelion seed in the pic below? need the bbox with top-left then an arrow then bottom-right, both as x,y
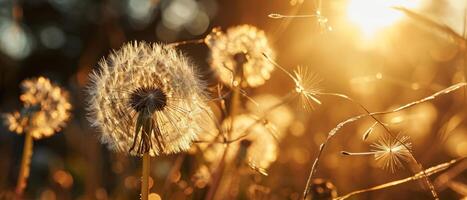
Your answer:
292,66 -> 322,111
371,135 -> 412,172
262,54 -> 322,111
268,11 -> 332,33
87,41 -> 212,157
205,25 -> 275,88
4,77 -> 72,139
341,134 -> 413,172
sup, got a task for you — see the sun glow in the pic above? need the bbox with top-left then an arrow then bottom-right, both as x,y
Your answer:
347,0 -> 420,37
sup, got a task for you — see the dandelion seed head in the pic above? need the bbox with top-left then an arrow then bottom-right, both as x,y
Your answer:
292,66 -> 322,111
3,77 -> 72,139
87,41 -> 213,157
371,135 -> 412,172
128,86 -> 167,113
206,25 -> 275,88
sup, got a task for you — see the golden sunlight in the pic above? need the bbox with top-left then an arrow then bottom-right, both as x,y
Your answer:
347,0 -> 420,37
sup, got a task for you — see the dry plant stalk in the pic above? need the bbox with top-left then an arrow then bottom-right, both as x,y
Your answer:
335,157 -> 466,200
15,131 -> 33,195
303,82 -> 467,199
142,153 -> 150,200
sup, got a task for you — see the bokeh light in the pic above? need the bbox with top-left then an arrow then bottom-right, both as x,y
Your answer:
0,19 -> 33,59
126,0 -> 156,27
39,26 -> 66,49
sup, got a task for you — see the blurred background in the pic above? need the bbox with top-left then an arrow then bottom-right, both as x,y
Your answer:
0,0 -> 466,199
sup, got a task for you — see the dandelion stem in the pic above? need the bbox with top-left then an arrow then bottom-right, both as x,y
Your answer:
262,53 -> 296,81
167,38 -> 205,47
205,144 -> 229,200
230,87 -> 241,120
15,131 -> 33,195
141,152 -> 150,200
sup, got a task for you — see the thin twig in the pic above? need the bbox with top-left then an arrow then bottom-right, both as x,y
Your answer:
334,157 -> 466,200
167,38 -> 205,48
434,157 -> 467,191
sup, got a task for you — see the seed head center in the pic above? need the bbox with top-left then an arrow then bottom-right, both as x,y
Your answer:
129,87 -> 167,113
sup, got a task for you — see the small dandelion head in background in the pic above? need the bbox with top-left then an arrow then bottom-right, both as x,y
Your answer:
87,41 -> 213,157
3,77 -> 72,139
199,114 -> 280,172
371,134 -> 413,172
292,66 -> 322,111
246,94 -> 294,134
205,25 -> 275,88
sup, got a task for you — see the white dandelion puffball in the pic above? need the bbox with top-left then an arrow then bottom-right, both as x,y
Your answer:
206,25 -> 275,88
87,41 -> 213,157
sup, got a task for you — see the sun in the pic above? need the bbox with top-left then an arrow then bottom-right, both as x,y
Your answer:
346,0 -> 420,38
